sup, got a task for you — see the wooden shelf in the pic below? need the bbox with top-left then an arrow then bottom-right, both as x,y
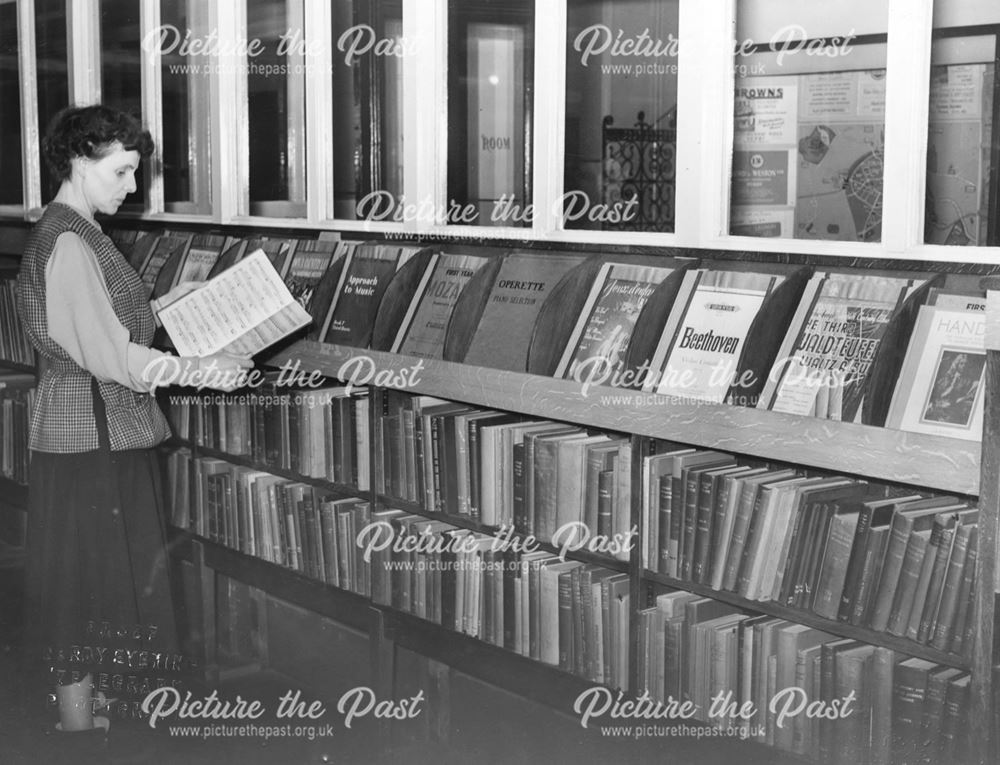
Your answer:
168,526 -> 608,713
270,341 -> 982,497
378,494 -> 631,574
381,606 -> 607,714
168,527 -> 371,633
0,362 -> 35,382
643,569 -> 969,670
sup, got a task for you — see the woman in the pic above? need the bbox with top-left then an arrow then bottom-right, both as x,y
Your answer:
16,104 -> 251,721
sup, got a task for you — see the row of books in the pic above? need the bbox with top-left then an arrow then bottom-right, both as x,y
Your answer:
0,378 -> 33,484
367,509 -> 632,690
641,446 -> 979,655
116,223 -> 990,440
377,390 -> 632,559
636,590 -> 970,764
165,384 -> 370,490
0,279 -> 33,367
166,448 -> 372,594
167,448 -> 633,688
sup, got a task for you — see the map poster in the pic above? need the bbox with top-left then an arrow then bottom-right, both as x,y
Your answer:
925,63 -> 993,246
795,71 -> 886,243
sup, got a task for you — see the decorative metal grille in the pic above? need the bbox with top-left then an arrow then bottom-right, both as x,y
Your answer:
601,109 -> 677,232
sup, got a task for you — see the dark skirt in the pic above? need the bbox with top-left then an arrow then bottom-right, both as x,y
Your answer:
22,447 -> 179,687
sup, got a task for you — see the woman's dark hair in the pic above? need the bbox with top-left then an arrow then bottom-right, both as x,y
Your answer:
42,105 -> 154,181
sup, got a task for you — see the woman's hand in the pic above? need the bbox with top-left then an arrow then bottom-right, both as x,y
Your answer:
186,353 -> 255,392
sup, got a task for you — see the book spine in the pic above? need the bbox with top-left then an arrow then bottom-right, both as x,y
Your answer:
887,531 -> 930,636
868,514 -> 910,631
948,525 -> 979,655
692,475 -> 716,584
931,524 -> 973,651
657,476 -> 672,575
722,484 -> 758,592
812,510 -> 856,619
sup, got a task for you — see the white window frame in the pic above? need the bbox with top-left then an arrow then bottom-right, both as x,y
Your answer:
5,0 -> 1000,265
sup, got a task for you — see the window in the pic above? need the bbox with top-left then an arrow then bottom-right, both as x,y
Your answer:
564,0 -> 679,233
925,2 -> 1000,247
332,0 -> 404,221
100,0 -> 147,209
0,0 -> 23,206
246,0 -> 306,217
35,0 -> 68,204
730,1 -> 889,243
447,0 -> 534,228
158,0 -> 213,213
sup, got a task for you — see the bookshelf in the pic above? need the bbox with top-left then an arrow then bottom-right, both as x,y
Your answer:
269,341 -> 982,497
160,331 -> 997,763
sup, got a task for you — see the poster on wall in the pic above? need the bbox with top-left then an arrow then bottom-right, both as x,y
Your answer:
795,70 -> 886,243
732,70 -> 888,242
731,78 -> 798,237
925,63 -> 993,246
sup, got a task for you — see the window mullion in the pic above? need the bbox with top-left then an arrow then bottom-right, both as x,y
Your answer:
402,0 -> 446,233
531,0 -> 566,237
304,0 -> 333,222
207,0 -> 247,221
139,0 -> 163,215
67,0 -> 100,105
880,0 -> 933,253
18,0 -> 42,214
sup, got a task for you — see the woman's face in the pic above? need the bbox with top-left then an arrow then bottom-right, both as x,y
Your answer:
75,143 -> 141,215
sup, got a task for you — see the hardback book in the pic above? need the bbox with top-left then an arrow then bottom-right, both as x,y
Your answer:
392,252 -> 490,358
460,251 -> 587,371
554,261 -> 676,381
318,243 -> 418,347
640,448 -> 694,572
892,657 -> 938,764
108,227 -> 154,265
867,496 -> 965,633
757,271 -> 926,421
124,228 -> 164,272
885,295 -> 986,441
666,451 -> 737,578
206,236 -> 301,280
151,233 -> 232,302
283,238 -> 341,321
176,234 -> 231,284
644,267 -> 784,402
774,624 -> 834,752
137,231 -> 192,293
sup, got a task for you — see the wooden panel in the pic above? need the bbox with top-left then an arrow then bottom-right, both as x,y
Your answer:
269,341 -> 982,496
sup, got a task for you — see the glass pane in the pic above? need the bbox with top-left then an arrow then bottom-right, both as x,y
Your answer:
35,0 -> 68,204
332,0 -> 404,221
925,2 -> 999,246
100,0 -> 147,208
158,0 -> 212,212
246,0 -> 306,216
730,1 -> 888,242
564,0 -> 679,232
0,1 -> 23,206
447,0 -> 534,228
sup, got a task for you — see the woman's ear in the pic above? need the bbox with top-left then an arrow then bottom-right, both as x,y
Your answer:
70,155 -> 89,178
